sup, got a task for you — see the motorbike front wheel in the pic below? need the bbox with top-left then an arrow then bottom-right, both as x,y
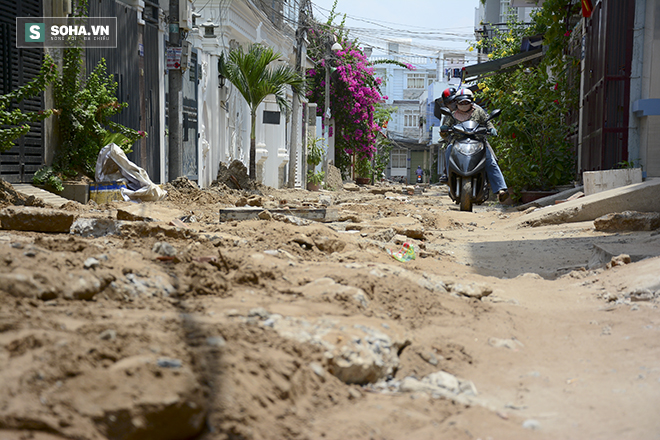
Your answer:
459,179 -> 473,212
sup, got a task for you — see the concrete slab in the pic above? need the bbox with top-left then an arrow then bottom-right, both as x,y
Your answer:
219,207 -> 339,223
588,236 -> 660,269
12,184 -> 70,207
583,168 -> 643,196
516,178 -> 660,227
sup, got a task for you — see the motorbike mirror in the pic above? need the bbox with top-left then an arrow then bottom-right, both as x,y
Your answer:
487,109 -> 502,120
439,106 -> 452,117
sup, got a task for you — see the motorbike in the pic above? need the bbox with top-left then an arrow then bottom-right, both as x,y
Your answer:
416,172 -> 423,184
438,106 -> 501,212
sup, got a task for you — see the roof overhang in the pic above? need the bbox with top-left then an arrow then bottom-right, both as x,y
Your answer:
462,47 -> 544,82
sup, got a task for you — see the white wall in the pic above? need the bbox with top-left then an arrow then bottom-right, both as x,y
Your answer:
184,0 -> 299,188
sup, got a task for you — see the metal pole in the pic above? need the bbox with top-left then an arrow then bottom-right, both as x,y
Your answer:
168,0 -> 183,181
288,2 -> 306,188
324,60 -> 331,169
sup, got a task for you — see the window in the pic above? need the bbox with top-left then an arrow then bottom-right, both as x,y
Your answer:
500,0 -> 515,22
404,109 -> 419,128
406,73 -> 425,89
391,148 -> 407,168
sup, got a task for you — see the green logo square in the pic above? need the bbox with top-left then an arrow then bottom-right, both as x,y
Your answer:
25,23 -> 45,42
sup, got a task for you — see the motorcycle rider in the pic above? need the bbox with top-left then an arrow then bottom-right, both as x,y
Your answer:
440,88 -> 509,203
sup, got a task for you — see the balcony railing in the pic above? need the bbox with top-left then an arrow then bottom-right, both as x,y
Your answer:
368,55 -> 435,66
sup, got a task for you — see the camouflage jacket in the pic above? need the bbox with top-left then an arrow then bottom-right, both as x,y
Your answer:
442,103 -> 494,131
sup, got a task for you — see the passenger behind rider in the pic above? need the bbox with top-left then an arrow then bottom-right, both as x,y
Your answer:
438,87 -> 456,185
439,88 -> 509,203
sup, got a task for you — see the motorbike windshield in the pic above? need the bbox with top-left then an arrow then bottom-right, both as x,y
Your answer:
458,120 -> 479,132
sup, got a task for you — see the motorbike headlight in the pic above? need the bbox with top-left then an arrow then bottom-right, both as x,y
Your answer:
455,142 -> 484,155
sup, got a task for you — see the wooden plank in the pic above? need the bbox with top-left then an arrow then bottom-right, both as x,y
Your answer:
219,207 -> 338,223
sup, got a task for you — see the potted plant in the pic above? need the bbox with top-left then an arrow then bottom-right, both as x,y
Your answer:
306,136 -> 325,191
354,155 -> 372,185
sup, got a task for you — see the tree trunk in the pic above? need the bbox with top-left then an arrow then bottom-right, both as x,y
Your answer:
249,111 -> 257,180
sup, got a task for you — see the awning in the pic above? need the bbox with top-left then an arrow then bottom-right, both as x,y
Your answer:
462,47 -> 544,82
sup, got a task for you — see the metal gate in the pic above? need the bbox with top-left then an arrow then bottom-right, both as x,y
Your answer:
182,49 -> 198,181
164,48 -> 199,181
87,0 -> 161,182
581,0 -> 636,172
0,0 -> 45,183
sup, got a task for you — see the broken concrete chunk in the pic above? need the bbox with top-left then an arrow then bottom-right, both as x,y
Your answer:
0,206 -> 74,233
394,226 -> 425,240
70,218 -> 122,237
594,211 -> 660,232
247,195 -> 263,207
153,242 -> 176,257
606,254 -> 631,269
452,282 -> 493,299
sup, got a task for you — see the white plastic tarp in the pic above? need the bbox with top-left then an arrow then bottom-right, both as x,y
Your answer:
95,143 -> 167,202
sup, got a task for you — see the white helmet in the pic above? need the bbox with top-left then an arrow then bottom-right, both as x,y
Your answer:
455,88 -> 474,104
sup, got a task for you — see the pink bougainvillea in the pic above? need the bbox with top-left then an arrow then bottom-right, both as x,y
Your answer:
306,38 -> 382,167
305,22 -> 414,175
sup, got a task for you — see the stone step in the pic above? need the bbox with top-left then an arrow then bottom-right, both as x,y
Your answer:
12,184 -> 71,207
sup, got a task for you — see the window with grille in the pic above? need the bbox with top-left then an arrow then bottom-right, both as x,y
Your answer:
406,73 -> 425,89
391,148 -> 407,168
404,110 -> 419,128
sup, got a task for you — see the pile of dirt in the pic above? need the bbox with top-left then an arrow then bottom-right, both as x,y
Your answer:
161,177 -> 235,221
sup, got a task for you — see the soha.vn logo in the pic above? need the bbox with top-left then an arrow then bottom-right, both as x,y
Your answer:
26,23 -> 111,41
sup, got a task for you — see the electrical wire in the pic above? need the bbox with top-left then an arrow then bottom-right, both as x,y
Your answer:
310,1 -> 478,50
311,1 -> 474,32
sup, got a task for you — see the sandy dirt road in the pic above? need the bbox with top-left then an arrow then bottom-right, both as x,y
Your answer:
1,179 -> 658,440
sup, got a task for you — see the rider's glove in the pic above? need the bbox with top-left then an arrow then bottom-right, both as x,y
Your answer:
489,128 -> 498,136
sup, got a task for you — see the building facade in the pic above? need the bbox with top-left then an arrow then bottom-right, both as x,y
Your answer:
0,0 -> 308,189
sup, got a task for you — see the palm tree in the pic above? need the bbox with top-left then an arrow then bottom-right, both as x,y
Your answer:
219,44 -> 303,180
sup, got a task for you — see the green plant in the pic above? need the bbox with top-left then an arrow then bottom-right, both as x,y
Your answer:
32,166 -> 64,192
307,169 -> 325,185
49,0 -> 146,179
473,6 -> 579,199
617,159 -> 640,169
354,156 -> 372,179
372,103 -> 394,180
306,135 -> 326,186
53,52 -> 146,177
0,54 -> 58,152
219,44 -> 303,180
